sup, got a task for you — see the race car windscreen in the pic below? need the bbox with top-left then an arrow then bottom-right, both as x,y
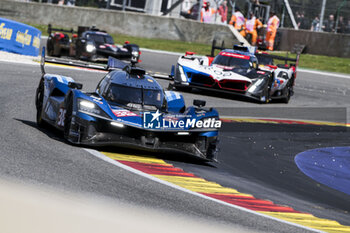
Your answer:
212,54 -> 250,69
106,84 -> 162,111
87,33 -> 114,44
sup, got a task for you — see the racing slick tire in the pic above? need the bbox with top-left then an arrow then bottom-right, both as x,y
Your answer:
47,38 -> 54,56
206,139 -> 219,162
282,87 -> 291,104
260,86 -> 271,104
282,84 -> 294,104
64,94 -> 74,142
35,79 -> 48,128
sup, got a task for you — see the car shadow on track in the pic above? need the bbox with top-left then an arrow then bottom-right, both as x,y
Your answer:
15,118 -> 215,168
15,118 -> 66,143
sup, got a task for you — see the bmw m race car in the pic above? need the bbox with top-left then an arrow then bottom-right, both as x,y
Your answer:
255,51 -> 300,103
35,48 -> 220,161
170,43 -> 298,103
47,24 -> 140,64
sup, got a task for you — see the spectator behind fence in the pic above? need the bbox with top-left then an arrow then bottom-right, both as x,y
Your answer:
66,0 -> 75,5
217,0 -> 228,24
296,11 -> 301,28
201,1 -> 216,23
252,0 -> 260,13
336,16 -> 346,33
300,13 -> 309,29
346,19 -> 350,34
97,0 -> 106,8
187,0 -> 201,20
296,12 -> 308,30
324,14 -> 335,32
310,16 -> 320,31
265,10 -> 280,51
240,11 -> 262,46
229,7 -> 245,31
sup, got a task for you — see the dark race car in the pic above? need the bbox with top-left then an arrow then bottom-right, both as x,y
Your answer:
46,24 -> 140,64
36,48 -> 220,162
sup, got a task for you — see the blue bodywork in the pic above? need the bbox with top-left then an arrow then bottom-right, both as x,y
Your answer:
36,56 -> 220,161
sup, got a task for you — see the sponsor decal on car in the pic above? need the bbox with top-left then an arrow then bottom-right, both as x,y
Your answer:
112,110 -> 138,117
219,52 -> 250,60
143,110 -> 221,129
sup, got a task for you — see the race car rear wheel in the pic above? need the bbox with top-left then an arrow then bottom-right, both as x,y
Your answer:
282,88 -> 291,104
206,139 -> 219,162
47,38 -> 54,56
35,79 -> 47,128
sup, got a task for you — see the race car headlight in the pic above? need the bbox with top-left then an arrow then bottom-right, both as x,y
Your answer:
131,50 -> 139,57
177,132 -> 190,135
80,100 -> 95,109
78,99 -> 110,119
178,66 -> 187,82
111,122 -> 124,128
86,44 -> 96,53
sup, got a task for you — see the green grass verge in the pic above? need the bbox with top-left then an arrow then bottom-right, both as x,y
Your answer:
270,52 -> 350,74
29,23 -> 350,74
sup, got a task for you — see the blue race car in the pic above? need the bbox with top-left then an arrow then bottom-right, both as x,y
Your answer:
36,48 -> 220,161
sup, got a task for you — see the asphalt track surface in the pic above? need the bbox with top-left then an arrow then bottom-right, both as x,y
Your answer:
1,49 -> 350,232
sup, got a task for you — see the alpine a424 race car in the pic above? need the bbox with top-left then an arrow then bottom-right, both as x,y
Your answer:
170,43 -> 299,103
35,48 -> 220,161
47,24 -> 140,63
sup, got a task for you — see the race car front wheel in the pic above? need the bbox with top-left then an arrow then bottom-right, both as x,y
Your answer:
64,94 -> 73,141
35,79 -> 47,128
260,86 -> 271,104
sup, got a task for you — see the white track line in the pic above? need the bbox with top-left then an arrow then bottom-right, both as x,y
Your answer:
298,68 -> 350,79
84,148 -> 321,233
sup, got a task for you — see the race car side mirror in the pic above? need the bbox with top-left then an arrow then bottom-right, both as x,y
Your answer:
68,82 -> 83,90
193,99 -> 206,107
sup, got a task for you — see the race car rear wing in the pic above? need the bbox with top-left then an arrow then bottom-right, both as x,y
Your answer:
255,52 -> 300,68
40,47 -> 171,80
47,25 -> 106,37
47,24 -> 77,35
210,39 -> 300,68
210,39 -> 226,57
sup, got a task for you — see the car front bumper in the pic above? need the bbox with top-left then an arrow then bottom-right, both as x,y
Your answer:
68,114 -> 218,161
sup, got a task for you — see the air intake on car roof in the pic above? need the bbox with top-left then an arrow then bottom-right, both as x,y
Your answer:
233,45 -> 249,52
124,66 -> 146,76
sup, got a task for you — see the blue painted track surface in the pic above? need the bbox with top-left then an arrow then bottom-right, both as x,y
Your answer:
295,147 -> 350,195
